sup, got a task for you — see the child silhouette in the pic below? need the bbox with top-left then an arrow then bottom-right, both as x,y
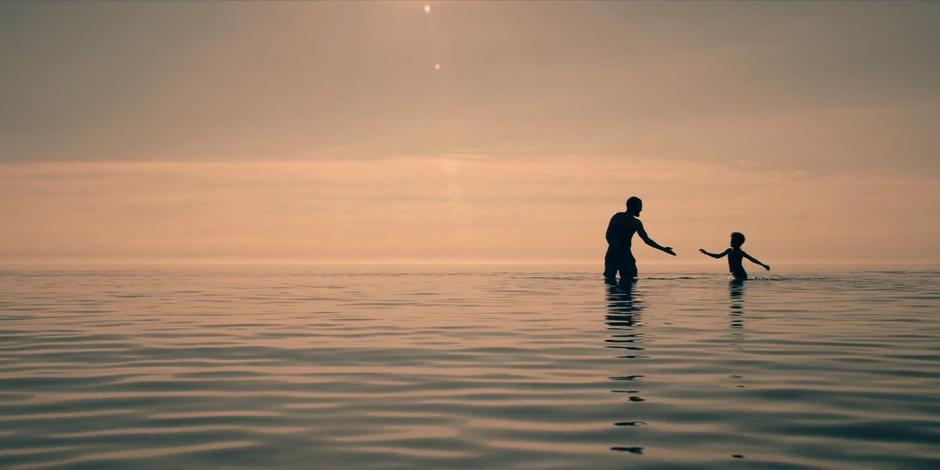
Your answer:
700,232 -> 770,281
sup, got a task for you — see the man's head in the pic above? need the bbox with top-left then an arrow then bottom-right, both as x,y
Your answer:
626,196 -> 643,216
730,232 -> 746,247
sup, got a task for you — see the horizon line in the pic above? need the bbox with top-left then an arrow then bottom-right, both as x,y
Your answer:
2,257 -> 939,268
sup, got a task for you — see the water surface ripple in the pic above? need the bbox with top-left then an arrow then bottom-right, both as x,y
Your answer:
1,269 -> 938,468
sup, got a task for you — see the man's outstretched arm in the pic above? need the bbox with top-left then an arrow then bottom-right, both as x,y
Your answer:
637,222 -> 676,256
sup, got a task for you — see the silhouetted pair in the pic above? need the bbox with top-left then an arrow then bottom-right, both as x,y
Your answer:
604,196 -> 770,283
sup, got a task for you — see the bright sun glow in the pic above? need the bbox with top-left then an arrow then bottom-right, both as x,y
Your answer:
424,5 -> 431,15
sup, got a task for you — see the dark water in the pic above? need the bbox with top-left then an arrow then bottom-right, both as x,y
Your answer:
1,268 -> 938,469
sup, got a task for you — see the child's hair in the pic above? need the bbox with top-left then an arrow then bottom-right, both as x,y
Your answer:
730,232 -> 746,246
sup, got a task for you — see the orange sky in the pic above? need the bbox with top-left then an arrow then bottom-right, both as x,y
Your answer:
1,2 -> 938,265
2,157 -> 937,265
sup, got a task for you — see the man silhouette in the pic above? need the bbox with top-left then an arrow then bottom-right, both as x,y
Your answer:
604,196 -> 676,283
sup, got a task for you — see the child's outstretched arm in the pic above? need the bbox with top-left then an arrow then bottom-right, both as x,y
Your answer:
699,248 -> 729,259
742,251 -> 771,271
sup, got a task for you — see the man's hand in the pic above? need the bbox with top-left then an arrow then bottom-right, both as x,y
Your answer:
663,247 -> 676,256
764,264 -> 771,271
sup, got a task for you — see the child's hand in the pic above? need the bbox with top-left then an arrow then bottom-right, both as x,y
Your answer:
764,265 -> 771,271
698,248 -> 706,255
663,247 -> 676,256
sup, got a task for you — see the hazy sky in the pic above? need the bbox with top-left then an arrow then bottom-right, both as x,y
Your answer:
1,1 -> 938,265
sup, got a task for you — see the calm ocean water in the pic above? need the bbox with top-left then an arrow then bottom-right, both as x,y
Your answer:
0,267 -> 938,469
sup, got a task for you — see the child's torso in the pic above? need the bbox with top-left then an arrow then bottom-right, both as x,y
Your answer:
727,248 -> 746,274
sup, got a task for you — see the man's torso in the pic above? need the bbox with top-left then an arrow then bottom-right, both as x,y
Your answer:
608,212 -> 640,250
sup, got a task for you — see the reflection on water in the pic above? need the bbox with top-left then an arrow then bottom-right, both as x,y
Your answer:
605,282 -> 647,455
1,268 -> 939,468
729,280 -> 745,329
605,281 -> 643,329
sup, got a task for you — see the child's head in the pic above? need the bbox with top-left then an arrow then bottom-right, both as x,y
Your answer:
730,232 -> 746,247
